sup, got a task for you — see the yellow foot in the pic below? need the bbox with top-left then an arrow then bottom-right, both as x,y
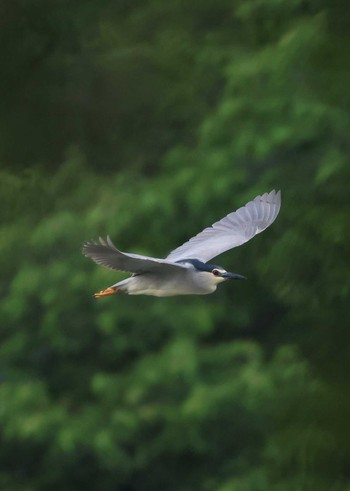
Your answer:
94,287 -> 119,298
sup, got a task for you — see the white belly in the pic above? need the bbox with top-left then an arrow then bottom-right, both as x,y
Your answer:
114,271 -> 217,297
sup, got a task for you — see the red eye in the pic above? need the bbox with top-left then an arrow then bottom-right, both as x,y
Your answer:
212,269 -> 220,276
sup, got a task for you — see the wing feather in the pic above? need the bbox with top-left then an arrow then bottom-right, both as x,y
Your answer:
166,190 -> 281,263
82,236 -> 186,274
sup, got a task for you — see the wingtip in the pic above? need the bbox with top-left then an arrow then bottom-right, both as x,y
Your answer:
256,189 -> 281,204
266,189 -> 281,204
82,235 -> 117,257
82,237 -> 97,250
272,188 -> 280,198
81,240 -> 92,256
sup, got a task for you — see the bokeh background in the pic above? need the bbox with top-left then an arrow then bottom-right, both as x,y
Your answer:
1,1 -> 350,490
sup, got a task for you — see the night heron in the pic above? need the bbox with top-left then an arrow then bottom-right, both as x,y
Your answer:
82,190 -> 281,297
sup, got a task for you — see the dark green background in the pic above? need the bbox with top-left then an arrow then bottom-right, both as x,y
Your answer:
1,1 -> 350,489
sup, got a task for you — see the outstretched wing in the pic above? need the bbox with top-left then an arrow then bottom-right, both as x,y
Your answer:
166,190 -> 281,263
82,236 -> 187,275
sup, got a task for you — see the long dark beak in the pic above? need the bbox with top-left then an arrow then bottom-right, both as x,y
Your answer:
222,272 -> 247,280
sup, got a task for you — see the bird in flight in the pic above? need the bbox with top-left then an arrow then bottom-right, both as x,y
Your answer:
82,190 -> 281,297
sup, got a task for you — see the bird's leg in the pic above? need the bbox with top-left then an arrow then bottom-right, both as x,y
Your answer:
93,287 -> 121,298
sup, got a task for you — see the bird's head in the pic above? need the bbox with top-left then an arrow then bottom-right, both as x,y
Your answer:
209,265 -> 247,283
178,259 -> 246,284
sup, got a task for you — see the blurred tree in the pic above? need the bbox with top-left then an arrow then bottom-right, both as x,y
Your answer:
1,0 -> 350,490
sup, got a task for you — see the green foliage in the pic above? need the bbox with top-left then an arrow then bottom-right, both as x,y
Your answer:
1,0 -> 350,489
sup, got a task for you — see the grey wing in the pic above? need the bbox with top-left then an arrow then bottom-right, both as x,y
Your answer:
166,190 -> 281,263
82,236 -> 186,274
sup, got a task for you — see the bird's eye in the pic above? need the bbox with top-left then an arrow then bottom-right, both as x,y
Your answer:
212,269 -> 220,276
